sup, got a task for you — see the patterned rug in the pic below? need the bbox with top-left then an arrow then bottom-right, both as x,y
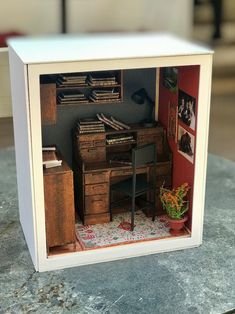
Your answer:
75,211 -> 176,249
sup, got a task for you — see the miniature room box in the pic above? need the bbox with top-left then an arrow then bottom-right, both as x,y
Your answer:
7,33 -> 213,272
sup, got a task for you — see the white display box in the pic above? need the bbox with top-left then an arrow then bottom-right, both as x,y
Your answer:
7,33 -> 213,272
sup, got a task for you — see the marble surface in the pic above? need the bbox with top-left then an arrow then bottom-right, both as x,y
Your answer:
0,147 -> 234,314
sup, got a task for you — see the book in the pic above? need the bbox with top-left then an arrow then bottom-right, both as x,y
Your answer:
110,116 -> 130,130
43,160 -> 62,169
78,128 -> 105,134
76,117 -> 105,134
97,113 -> 121,130
78,118 -> 103,125
42,150 -> 62,169
42,146 -> 56,151
87,74 -> 118,86
57,91 -> 88,104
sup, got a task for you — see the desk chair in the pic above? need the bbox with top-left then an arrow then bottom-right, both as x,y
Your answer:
110,143 -> 156,231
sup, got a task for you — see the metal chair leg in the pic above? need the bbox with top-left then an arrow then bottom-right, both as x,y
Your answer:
131,195 -> 135,231
110,189 -> 113,221
152,191 -> 156,222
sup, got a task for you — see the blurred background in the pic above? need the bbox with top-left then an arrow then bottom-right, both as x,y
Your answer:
0,0 -> 234,161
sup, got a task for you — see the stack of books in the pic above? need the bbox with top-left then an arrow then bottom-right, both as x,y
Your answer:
56,74 -> 88,87
42,147 -> 62,169
87,74 -> 118,86
57,91 -> 88,105
106,134 -> 135,145
77,118 -> 105,134
90,89 -> 120,103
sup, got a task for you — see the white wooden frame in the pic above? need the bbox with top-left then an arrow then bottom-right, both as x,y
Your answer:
8,35 -> 213,272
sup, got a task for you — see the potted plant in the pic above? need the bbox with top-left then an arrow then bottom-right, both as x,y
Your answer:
160,183 -> 190,235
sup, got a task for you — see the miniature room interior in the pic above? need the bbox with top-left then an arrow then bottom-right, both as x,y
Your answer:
40,65 -> 199,256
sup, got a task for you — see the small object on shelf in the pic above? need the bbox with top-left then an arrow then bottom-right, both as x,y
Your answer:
43,160 -> 63,169
87,73 -> 118,86
77,117 -> 105,134
57,91 -> 88,105
89,89 -> 121,103
42,149 -> 62,169
42,146 -> 56,151
106,134 -> 135,145
56,73 -> 88,87
79,118 -> 104,125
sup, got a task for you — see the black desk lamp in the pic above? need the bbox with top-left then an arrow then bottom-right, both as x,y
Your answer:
131,88 -> 157,127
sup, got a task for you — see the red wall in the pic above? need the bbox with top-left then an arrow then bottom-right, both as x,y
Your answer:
158,65 -> 200,229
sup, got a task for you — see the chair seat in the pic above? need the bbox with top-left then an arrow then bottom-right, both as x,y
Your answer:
111,177 -> 152,197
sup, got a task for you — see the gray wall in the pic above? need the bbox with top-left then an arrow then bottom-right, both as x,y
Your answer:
42,68 -> 156,165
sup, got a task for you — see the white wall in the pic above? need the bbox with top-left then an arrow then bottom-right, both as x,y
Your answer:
0,0 -> 60,35
0,0 -> 193,37
0,0 -> 193,117
69,0 -> 193,38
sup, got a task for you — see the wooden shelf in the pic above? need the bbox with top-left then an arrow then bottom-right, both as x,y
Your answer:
57,84 -> 121,91
57,99 -> 123,107
40,70 -> 124,119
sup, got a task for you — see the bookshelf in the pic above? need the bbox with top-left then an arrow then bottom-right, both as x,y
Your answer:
40,70 -> 123,124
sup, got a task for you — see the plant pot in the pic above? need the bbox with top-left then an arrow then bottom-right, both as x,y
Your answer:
167,216 -> 188,236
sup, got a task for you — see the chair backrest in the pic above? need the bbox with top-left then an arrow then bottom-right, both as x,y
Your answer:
132,143 -> 156,168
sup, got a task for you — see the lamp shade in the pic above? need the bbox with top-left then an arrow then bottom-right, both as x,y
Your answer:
131,88 -> 148,105
131,88 -> 157,127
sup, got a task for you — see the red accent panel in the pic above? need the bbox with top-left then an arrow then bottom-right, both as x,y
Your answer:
159,66 -> 200,230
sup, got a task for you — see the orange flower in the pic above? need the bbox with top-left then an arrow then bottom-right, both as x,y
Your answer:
160,183 -> 190,219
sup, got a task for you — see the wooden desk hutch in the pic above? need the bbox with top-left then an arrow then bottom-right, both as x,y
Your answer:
8,33 -> 213,271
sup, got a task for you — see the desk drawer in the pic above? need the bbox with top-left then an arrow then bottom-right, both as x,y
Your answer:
85,183 -> 109,196
85,195 -> 108,214
111,168 -> 132,177
80,146 -> 106,162
84,171 -> 109,184
83,213 -> 110,225
111,167 -> 146,178
138,134 -> 159,145
138,127 -> 162,136
78,134 -> 106,148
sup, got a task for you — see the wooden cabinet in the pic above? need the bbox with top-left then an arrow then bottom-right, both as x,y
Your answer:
43,159 -> 75,249
137,127 -> 164,154
40,83 -> 56,125
75,133 -> 106,162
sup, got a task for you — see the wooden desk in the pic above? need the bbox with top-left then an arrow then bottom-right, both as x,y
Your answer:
73,124 -> 172,224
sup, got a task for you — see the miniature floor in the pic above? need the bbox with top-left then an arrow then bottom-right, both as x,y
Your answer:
49,212 -> 190,255
0,147 -> 234,314
49,211 -> 190,256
